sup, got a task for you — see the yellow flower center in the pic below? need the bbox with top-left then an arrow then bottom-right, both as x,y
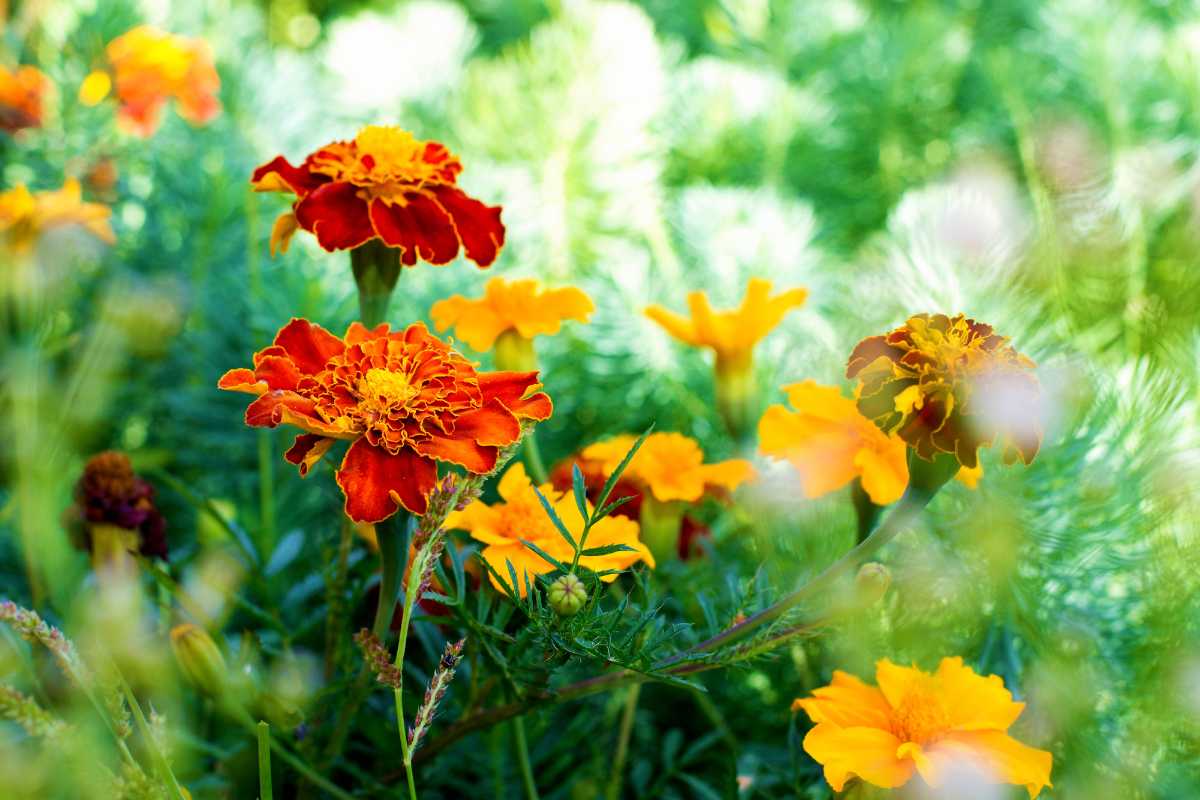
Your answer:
891,677 -> 951,744
357,367 -> 417,413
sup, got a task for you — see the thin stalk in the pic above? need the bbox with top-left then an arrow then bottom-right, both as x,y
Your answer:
512,715 -> 540,800
606,684 -> 640,800
257,721 -> 274,800
117,676 -> 188,800
523,431 -> 549,485
228,707 -> 354,800
257,429 -> 277,559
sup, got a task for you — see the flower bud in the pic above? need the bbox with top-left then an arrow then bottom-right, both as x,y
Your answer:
547,573 -> 587,616
854,562 -> 891,606
170,624 -> 227,698
493,329 -> 538,373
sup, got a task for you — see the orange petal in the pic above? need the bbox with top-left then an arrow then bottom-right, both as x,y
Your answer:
253,354 -> 302,392
875,658 -> 925,710
454,398 -> 522,447
802,723 -> 914,791
854,440 -> 909,505
415,435 -> 498,474
925,730 -> 1053,798
792,670 -> 894,729
244,390 -> 319,429
272,318 -> 345,375
284,434 -> 335,477
644,304 -> 700,347
478,371 -> 552,421
936,656 -> 1026,732
217,368 -> 265,395
337,439 -> 435,522
269,212 -> 299,256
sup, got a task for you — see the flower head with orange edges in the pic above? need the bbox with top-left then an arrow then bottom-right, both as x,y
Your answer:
218,319 -> 551,523
645,278 -> 807,369
251,125 -> 505,267
0,179 -> 116,255
846,314 -> 1041,469
445,463 -> 653,596
793,657 -> 1052,797
580,432 -> 753,505
431,277 -> 593,352
0,65 -> 50,133
83,26 -> 221,137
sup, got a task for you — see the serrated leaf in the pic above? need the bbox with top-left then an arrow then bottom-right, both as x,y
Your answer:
572,463 -> 589,521
593,425 -> 653,514
519,539 -> 569,572
580,543 -> 636,556
531,484 -> 578,550
596,494 -> 637,519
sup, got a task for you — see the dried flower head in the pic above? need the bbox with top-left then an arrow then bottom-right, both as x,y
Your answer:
0,179 -> 116,255
430,277 -> 594,351
67,451 -> 167,560
846,313 -> 1041,468
219,319 -> 551,522
251,125 -> 504,266
0,65 -> 50,133
793,657 -> 1052,797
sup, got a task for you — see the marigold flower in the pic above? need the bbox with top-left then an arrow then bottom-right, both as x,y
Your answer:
92,26 -> 221,137
66,451 -> 168,561
580,432 -> 752,504
430,277 -> 593,352
0,65 -> 50,133
0,179 -> 116,255
846,314 -> 1041,468
792,657 -> 1052,797
218,319 -> 551,522
444,463 -> 653,596
251,125 -> 504,267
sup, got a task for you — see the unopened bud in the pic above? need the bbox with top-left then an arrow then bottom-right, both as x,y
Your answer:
854,563 -> 891,606
547,573 -> 587,616
170,624 -> 227,698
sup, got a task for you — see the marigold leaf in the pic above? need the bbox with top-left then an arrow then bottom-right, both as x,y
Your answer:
593,425 -> 653,517
518,539 -> 570,573
571,464 -> 589,522
531,484 -> 578,550
596,494 -> 636,519
580,543 -> 636,557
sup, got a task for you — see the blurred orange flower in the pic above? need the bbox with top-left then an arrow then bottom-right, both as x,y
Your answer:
645,278 -> 807,369
445,463 -> 653,596
793,657 -> 1052,797
759,380 -> 908,505
0,179 -> 115,254
580,432 -> 752,504
218,319 -> 551,522
846,314 -> 1041,468
251,125 -> 504,267
86,26 -> 221,137
430,277 -> 593,352
0,65 -> 50,133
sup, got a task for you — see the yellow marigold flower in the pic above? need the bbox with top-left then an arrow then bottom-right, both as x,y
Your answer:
580,432 -> 752,504
793,657 -> 1052,797
759,381 -> 908,505
0,179 -> 116,255
431,277 -> 594,352
646,278 -> 806,435
445,463 -> 653,596
0,64 -> 50,133
846,313 -> 1041,469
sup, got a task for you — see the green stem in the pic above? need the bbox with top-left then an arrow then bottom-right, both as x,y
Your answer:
606,684 -> 639,800
229,706 -> 353,800
351,240 -> 402,327
512,715 -> 540,800
523,431 -> 549,485
257,721 -> 274,800
117,676 -> 188,800
257,429 -> 277,559
372,513 -> 412,639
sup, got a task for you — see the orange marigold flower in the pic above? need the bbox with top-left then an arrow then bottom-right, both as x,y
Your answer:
0,179 -> 116,255
101,26 -> 221,137
793,657 -> 1052,797
430,277 -> 593,352
645,278 -> 807,369
846,313 -> 1041,469
580,432 -> 753,504
218,319 -> 551,523
759,380 -> 909,506
445,463 -> 653,596
250,125 -> 504,267
0,65 -> 50,133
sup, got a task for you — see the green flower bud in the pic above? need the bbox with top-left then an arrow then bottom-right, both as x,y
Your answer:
170,623 -> 227,698
547,573 -> 588,616
854,562 -> 891,606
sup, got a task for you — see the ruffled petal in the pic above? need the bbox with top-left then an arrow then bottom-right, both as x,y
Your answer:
936,656 -> 1026,732
284,434 -> 335,477
217,368 -> 265,395
802,723 -> 914,791
272,318 -> 345,375
406,193 -> 460,265
792,670 -> 894,729
453,398 -> 522,447
415,435 -> 498,474
336,439 -> 436,522
253,354 -> 302,392
294,181 -> 375,252
875,659 -> 925,710
430,184 -> 505,267
251,155 -> 326,196
478,371 -> 552,421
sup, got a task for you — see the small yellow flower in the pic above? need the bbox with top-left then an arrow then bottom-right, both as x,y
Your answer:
445,463 -> 654,596
793,657 -> 1052,797
431,277 -> 594,352
580,432 -> 752,504
0,179 -> 116,255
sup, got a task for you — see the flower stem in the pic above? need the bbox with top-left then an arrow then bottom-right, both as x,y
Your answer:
523,430 -> 549,485
257,721 -> 274,800
606,684 -> 640,800
512,715 -> 540,800
372,513 -> 411,639
350,240 -> 402,327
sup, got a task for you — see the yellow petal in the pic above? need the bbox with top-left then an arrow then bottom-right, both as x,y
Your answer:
644,304 -> 700,346
956,462 -> 983,489
936,656 -> 1026,732
79,70 -> 112,106
792,670 -> 894,729
853,438 -> 909,505
269,212 -> 298,256
875,658 -> 925,709
802,723 -> 914,791
925,730 -> 1053,798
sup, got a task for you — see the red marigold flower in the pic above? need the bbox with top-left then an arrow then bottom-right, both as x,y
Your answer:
846,313 -> 1041,469
66,451 -> 168,560
250,125 -> 505,267
218,319 -> 550,522
0,65 -> 50,133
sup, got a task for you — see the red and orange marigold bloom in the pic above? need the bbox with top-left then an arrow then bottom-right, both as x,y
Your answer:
218,319 -> 551,523
0,65 -> 50,133
846,314 -> 1041,469
251,125 -> 504,267
793,657 -> 1052,797
82,26 -> 221,137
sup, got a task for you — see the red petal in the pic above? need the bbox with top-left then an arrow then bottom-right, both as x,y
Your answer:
251,155 -> 327,196
415,436 -> 498,474
218,368 -> 264,395
336,439 -> 435,522
406,193 -> 460,264
431,185 -> 505,267
273,318 -> 345,375
254,354 -> 302,391
453,398 -> 521,446
345,321 -> 390,345
295,182 -> 376,251
284,434 -> 335,477
245,390 -> 320,429
478,371 -> 553,421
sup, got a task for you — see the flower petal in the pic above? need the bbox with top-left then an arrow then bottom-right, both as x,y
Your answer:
251,155 -> 326,196
336,439 -> 436,522
792,670 -> 894,729
936,656 -> 1026,732
925,730 -> 1053,799
217,368 -> 265,395
294,181 -> 375,251
415,435 -> 498,474
269,212 -> 299,255
802,723 -> 914,791
431,184 -> 505,267
406,192 -> 460,264
284,434 -> 335,477
478,371 -> 553,421
272,318 -> 345,375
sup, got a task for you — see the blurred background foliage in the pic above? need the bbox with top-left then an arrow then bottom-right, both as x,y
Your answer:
2,0 -> 1200,797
